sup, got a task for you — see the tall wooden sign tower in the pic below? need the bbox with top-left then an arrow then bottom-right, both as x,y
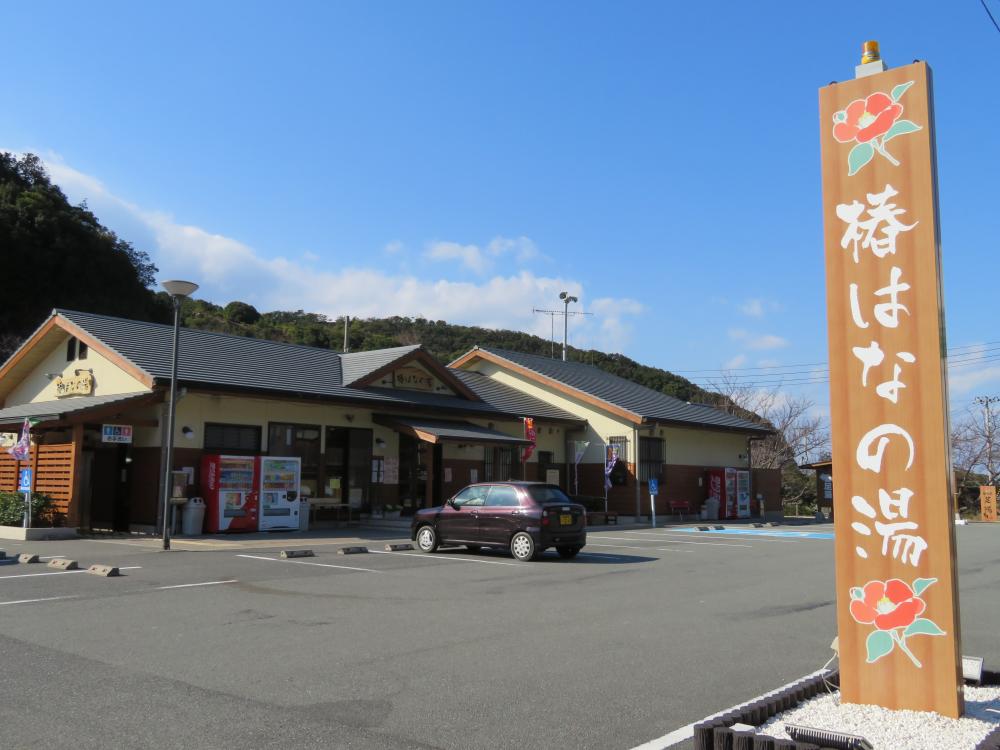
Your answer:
818,43 -> 963,717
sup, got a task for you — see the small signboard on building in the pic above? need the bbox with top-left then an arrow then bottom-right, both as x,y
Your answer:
101,424 -> 133,444
54,371 -> 94,397
981,485 -> 998,522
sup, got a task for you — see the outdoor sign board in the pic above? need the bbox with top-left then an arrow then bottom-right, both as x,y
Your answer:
101,424 -> 133,444
54,371 -> 94,397
18,468 -> 32,492
981,485 -> 998,522
819,60 -> 962,716
648,478 -> 659,496
392,366 -> 434,391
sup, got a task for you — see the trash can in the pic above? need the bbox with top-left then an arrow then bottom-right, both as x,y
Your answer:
299,500 -> 310,532
181,497 -> 206,535
704,497 -> 720,521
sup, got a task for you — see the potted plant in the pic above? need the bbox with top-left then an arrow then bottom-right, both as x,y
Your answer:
383,504 -> 402,520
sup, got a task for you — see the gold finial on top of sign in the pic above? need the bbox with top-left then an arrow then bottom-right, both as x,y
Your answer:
861,41 -> 881,64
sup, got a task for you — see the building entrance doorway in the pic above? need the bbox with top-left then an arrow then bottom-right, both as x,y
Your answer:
87,438 -> 132,532
398,434 -> 428,515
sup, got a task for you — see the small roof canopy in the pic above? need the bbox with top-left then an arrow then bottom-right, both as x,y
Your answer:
0,392 -> 159,429
373,415 -> 533,445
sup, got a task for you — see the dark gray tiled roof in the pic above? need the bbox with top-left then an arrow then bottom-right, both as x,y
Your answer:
450,370 -> 582,423
341,346 -> 420,385
0,392 -> 153,425
474,347 -> 771,434
52,311 -> 581,423
376,416 -> 533,445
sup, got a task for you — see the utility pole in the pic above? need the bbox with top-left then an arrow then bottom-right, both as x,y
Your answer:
532,301 -> 593,360
974,395 -> 999,485
343,315 -> 350,353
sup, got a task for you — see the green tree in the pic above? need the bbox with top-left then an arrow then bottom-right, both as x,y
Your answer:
0,152 -> 160,358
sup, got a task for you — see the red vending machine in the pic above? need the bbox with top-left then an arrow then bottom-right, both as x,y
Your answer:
705,467 -> 751,520
202,454 -> 260,532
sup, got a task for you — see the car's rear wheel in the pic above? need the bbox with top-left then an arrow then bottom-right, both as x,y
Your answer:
416,525 -> 438,553
557,546 -> 581,558
510,532 -> 537,562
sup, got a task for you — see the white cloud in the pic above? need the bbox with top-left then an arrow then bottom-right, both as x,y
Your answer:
728,329 -> 790,351
383,240 -> 404,255
947,344 -> 1000,395
740,299 -> 765,317
30,152 -> 642,348
424,235 -> 540,274
425,241 -> 491,274
724,354 -> 748,369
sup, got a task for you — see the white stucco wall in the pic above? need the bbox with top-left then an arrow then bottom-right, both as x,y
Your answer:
6,333 -> 149,406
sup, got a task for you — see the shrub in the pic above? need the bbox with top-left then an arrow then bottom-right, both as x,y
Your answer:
0,491 -> 55,526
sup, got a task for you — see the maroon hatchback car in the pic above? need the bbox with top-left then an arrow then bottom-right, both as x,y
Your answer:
410,482 -> 587,561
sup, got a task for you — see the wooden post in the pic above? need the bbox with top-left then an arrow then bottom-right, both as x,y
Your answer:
819,59 -> 963,716
69,423 -> 85,528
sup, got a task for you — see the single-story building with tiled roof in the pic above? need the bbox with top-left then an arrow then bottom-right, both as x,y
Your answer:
0,310 -> 780,533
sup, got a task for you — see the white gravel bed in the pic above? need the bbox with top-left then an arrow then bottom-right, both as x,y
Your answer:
757,686 -> 1000,750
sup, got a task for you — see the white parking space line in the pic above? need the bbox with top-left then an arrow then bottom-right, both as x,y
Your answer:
236,554 -> 381,573
629,668 -> 831,749
0,566 -> 141,580
370,550 -> 522,567
0,595 -> 80,606
157,580 -> 239,590
587,543 -> 686,553
597,534 -> 752,548
575,552 -> 630,560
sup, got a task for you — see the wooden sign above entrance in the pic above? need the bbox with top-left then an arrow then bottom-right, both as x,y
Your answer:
819,60 -> 962,717
54,371 -> 94,398
393,366 -> 434,391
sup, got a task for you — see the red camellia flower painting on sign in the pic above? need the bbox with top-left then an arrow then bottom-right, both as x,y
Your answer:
831,81 -> 922,176
848,577 -> 945,668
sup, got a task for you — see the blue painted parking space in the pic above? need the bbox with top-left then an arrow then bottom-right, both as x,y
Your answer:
675,527 -> 835,540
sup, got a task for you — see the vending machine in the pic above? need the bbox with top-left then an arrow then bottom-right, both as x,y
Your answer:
202,455 -> 259,532
258,456 -> 301,531
705,467 -> 752,520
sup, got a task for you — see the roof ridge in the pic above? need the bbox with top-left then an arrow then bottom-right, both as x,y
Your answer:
57,309 -> 346,358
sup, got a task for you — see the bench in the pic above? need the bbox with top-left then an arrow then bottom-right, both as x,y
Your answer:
667,501 -> 691,519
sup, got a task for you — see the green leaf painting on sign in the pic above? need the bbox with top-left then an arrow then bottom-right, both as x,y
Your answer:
911,578 -> 937,596
882,119 -> 922,145
847,142 -> 874,176
891,81 -> 914,101
850,586 -> 864,600
904,618 -> 946,638
866,630 -> 894,663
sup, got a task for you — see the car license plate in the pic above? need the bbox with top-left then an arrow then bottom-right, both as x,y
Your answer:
559,514 -> 572,526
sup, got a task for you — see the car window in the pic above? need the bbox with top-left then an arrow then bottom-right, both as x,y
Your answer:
485,485 -> 520,507
525,485 -> 572,505
452,485 -> 489,507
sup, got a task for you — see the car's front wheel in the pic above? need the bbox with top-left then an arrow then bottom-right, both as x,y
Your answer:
557,546 -> 581,558
416,525 -> 438,553
510,532 -> 537,562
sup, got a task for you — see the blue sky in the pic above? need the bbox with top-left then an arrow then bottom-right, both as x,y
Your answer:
3,1 -> 999,418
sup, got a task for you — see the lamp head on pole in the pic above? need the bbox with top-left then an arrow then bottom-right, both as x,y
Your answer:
161,280 -> 199,299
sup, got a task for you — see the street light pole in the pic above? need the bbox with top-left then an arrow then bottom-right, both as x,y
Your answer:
558,291 -> 578,362
160,280 -> 199,551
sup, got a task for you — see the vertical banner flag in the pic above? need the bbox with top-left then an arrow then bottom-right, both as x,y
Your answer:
604,445 -> 618,491
819,60 -> 962,716
8,418 -> 33,461
521,418 -> 536,462
572,441 -> 589,495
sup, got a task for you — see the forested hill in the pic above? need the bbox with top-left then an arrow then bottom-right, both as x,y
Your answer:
1,150 -> 710,406
179,299 -> 713,403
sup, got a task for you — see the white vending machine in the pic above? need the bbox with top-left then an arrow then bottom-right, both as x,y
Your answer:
258,456 -> 302,531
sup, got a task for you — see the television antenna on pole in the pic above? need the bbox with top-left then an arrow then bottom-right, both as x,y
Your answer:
533,296 -> 593,359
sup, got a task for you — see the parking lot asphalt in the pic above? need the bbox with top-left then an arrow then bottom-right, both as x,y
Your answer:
0,522 -> 997,750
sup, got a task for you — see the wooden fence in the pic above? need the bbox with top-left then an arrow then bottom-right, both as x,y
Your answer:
0,443 -> 75,523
